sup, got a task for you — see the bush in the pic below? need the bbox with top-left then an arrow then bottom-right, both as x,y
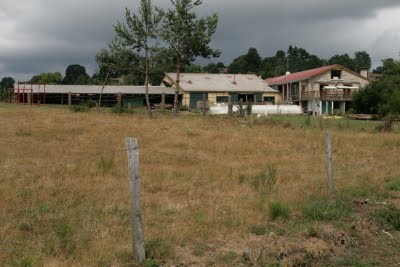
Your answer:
179,105 -> 189,111
269,201 -> 290,220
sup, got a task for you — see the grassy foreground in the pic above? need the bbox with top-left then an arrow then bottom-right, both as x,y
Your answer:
1,103 -> 400,266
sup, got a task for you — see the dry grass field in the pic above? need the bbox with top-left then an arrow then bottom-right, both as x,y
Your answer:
1,103 -> 400,266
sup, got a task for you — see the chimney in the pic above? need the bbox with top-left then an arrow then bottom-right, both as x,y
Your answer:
360,69 -> 369,79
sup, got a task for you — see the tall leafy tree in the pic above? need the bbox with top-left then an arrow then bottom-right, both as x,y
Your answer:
328,54 -> 355,70
160,0 -> 220,114
353,59 -> 400,115
114,0 -> 163,117
0,77 -> 15,101
30,72 -> 62,84
354,51 -> 372,72
228,47 -> 262,74
62,64 -> 89,85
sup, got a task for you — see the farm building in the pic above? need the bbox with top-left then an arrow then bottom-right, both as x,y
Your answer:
162,73 -> 281,109
11,83 -> 177,107
265,64 -> 370,115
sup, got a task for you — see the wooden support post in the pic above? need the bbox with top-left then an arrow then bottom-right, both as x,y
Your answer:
68,92 -> 72,106
325,131 -> 336,202
126,138 -> 145,264
27,93 -> 31,105
202,93 -> 206,116
228,95 -> 233,116
161,92 -> 166,115
118,93 -> 122,108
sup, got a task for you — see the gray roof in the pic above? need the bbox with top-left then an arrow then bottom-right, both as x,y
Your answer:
13,85 -> 177,95
165,73 -> 278,93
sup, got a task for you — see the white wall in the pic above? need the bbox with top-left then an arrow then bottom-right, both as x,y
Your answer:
209,104 -> 302,115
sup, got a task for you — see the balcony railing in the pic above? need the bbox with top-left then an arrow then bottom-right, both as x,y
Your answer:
300,90 -> 353,101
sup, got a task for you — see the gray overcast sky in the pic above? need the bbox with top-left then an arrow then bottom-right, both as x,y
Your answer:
1,0 -> 400,81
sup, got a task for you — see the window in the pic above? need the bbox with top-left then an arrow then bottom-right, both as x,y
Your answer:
216,96 -> 228,103
264,97 -> 275,104
331,70 -> 342,80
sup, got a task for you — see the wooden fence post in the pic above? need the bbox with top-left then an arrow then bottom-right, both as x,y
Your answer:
126,138 -> 145,264
161,92 -> 166,115
228,95 -> 233,116
68,92 -> 72,106
325,131 -> 336,202
202,93 -> 206,116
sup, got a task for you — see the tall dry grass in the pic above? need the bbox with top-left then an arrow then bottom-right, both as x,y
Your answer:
0,104 -> 399,266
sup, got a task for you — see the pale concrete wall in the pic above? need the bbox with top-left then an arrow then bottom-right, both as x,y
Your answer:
310,69 -> 369,89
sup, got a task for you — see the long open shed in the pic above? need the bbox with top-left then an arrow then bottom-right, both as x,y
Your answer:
11,83 -> 178,107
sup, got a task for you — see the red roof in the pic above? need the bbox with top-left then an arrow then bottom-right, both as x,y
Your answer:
265,65 -> 337,85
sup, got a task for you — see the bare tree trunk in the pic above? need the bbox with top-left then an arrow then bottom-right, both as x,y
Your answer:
145,49 -> 152,118
173,56 -> 181,116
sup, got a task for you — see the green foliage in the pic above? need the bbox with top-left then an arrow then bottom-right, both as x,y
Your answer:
329,53 -> 355,70
372,205 -> 400,230
334,257 -> 369,267
30,72 -> 62,84
184,64 -> 203,73
10,257 -> 33,267
302,198 -> 352,221
352,59 -> 400,116
70,105 -> 89,112
111,105 -> 134,114
250,225 -> 268,236
144,259 -> 160,267
98,156 -> 115,174
0,77 -> 15,101
53,220 -> 73,249
202,62 -> 224,73
269,201 -> 290,220
63,65 -> 90,85
160,0 -> 220,113
385,177 -> 400,191
228,47 -> 262,74
179,105 -> 189,111
145,238 -> 175,260
354,51 -> 372,71
307,226 -> 318,237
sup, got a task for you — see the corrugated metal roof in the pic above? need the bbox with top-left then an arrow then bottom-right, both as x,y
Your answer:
265,65 -> 334,85
13,85 -> 177,95
165,73 -> 278,93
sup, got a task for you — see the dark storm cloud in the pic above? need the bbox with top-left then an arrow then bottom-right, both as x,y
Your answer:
1,0 -> 400,80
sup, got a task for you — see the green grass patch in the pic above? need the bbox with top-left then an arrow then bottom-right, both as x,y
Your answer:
145,238 -> 175,260
372,205 -> 400,230
302,198 -> 352,222
98,155 -> 115,174
269,201 -> 290,220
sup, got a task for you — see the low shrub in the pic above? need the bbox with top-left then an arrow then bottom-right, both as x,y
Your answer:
250,225 -> 268,236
